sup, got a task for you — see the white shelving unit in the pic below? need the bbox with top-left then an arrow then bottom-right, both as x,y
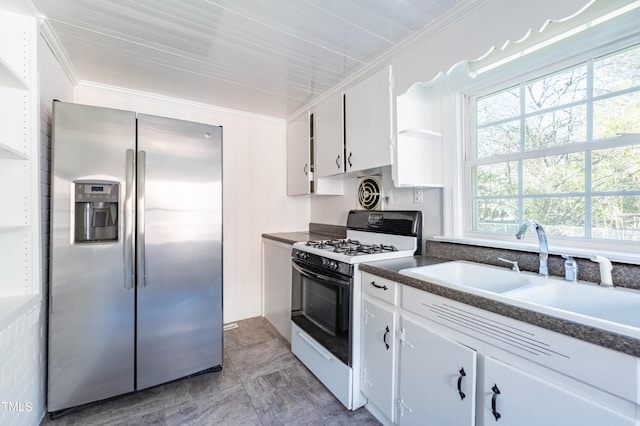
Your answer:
0,7 -> 40,299
393,84 -> 444,187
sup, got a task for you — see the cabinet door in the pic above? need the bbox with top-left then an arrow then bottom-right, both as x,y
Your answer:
262,239 -> 292,342
481,356 -> 635,426
344,66 -> 392,172
399,315 -> 476,426
361,296 -> 397,422
314,94 -> 344,178
286,112 -> 310,195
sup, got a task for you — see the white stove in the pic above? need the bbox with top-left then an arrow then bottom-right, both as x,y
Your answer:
292,230 -> 418,263
290,210 -> 422,411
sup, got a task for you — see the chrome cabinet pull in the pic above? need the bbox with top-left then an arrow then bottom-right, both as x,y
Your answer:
124,149 -> 135,290
336,155 -> 341,169
304,163 -> 308,175
136,150 -> 147,289
348,152 -> 353,168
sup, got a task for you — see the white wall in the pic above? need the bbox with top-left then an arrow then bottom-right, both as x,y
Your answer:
74,83 -> 309,323
309,168 -> 444,242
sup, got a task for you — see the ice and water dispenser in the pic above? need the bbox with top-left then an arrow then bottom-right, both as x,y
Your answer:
74,181 -> 119,243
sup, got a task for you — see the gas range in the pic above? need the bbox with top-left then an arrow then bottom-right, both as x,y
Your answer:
292,211 -> 423,265
290,210 -> 423,411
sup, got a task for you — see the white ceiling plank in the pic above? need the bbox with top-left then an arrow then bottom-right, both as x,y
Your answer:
32,0 -> 471,117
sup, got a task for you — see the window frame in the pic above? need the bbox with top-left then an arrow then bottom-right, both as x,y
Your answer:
460,33 -> 640,255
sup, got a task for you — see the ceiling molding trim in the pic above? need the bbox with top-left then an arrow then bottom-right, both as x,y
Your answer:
286,0 -> 491,121
39,18 -> 80,85
76,80 -> 285,123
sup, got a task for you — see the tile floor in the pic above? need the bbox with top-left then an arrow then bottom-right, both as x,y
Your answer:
41,317 -> 381,426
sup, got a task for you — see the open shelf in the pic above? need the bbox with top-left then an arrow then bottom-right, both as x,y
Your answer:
0,142 -> 29,160
0,228 -> 33,295
0,56 -> 29,90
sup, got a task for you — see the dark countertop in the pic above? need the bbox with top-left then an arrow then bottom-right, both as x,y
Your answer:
360,257 -> 640,358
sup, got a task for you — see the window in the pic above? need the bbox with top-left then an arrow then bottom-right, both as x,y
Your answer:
467,44 -> 640,242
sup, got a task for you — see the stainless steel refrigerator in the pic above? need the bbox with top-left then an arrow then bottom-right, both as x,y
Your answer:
47,102 -> 223,414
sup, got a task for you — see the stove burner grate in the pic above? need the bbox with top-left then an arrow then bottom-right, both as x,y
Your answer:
304,239 -> 398,255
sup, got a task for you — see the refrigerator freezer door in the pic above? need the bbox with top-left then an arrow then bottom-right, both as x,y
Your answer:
48,102 -> 137,412
136,114 -> 223,389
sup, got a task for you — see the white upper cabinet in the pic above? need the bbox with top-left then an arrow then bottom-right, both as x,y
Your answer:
344,66 -> 393,173
314,94 -> 344,178
286,110 -> 343,196
287,111 -> 311,195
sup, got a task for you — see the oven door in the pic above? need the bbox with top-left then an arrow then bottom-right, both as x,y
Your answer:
291,258 -> 352,365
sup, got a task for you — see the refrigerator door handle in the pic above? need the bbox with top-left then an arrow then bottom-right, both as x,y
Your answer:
137,150 -> 147,288
124,149 -> 135,289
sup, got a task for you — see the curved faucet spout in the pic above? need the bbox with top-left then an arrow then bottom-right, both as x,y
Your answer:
515,220 -> 549,277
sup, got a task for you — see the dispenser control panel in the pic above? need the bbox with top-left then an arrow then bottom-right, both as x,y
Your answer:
75,182 -> 119,202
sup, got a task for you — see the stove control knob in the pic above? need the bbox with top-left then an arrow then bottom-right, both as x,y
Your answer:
322,258 -> 338,270
296,251 -> 308,260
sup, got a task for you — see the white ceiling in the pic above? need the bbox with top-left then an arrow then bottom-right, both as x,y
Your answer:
31,0 -> 469,118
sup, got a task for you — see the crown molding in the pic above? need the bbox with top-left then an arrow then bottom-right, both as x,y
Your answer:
77,81 -> 285,123
39,17 -> 79,86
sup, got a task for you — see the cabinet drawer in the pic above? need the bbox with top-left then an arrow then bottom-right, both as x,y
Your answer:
291,322 -> 352,409
361,272 -> 397,305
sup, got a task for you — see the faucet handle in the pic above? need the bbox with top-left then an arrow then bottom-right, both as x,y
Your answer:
590,255 -> 613,286
562,255 -> 578,282
498,257 -> 520,272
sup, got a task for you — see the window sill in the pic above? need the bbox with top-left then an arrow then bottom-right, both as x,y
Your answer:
431,235 -> 640,266
0,294 -> 41,331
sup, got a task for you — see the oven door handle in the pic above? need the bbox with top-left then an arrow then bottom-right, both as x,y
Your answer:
292,261 -> 350,287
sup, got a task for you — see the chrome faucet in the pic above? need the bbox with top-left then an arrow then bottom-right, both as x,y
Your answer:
515,220 -> 549,277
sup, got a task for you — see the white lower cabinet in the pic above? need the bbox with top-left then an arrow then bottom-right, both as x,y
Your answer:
481,355 -> 635,426
359,273 -> 639,425
398,314 -> 476,426
261,238 -> 292,342
361,295 -> 397,422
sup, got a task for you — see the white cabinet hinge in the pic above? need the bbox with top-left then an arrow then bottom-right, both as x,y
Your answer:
399,399 -> 413,417
399,328 -> 413,348
363,307 -> 374,324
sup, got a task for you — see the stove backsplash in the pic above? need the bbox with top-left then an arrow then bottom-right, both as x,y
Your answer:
426,240 -> 640,291
309,223 -> 347,238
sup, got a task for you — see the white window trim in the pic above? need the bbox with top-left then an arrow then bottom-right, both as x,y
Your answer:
437,1 -> 640,262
